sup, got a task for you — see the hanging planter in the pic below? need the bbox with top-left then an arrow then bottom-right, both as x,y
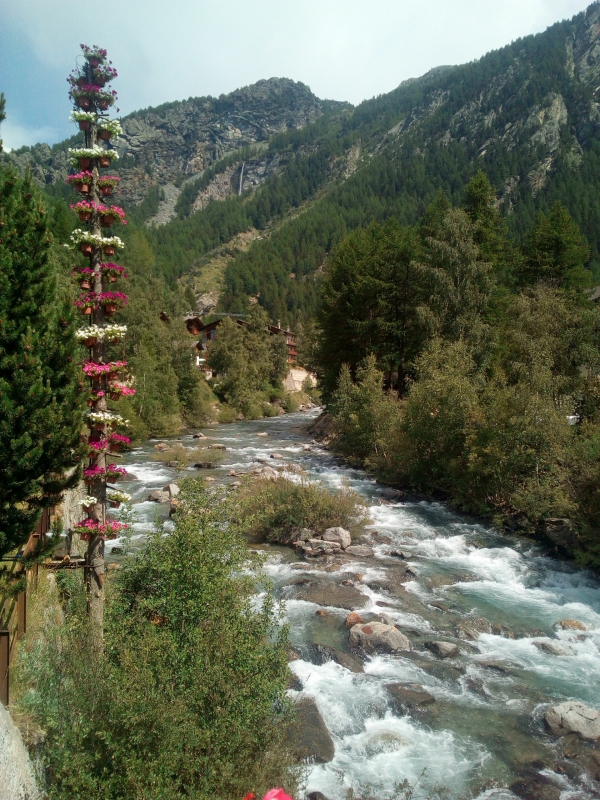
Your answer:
100,185 -> 113,197
83,335 -> 97,347
78,97 -> 91,110
78,209 -> 92,222
108,369 -> 119,381
79,119 -> 90,131
77,77 -> 86,89
109,391 -> 120,402
78,157 -> 92,170
79,182 -> 91,194
98,128 -> 111,141
103,244 -> 115,255
104,303 -> 118,316
98,99 -> 109,110
80,278 -> 92,290
81,305 -> 94,315
99,155 -> 111,168
80,242 -> 93,255
109,499 -> 121,509
101,213 -> 116,227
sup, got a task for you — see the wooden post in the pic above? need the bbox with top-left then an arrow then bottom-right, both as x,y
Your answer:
0,630 -> 9,706
17,592 -> 26,638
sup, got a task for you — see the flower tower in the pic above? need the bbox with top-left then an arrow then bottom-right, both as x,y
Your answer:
67,45 -> 132,627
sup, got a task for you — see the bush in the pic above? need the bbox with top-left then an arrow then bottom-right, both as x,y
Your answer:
233,471 -> 369,543
14,479 -> 295,800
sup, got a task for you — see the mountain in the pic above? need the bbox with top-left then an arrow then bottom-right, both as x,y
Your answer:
6,3 -> 600,323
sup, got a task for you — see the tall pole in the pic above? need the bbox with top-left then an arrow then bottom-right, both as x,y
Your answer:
67,46 -> 132,630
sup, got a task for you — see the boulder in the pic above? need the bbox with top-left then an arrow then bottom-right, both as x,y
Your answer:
167,461 -> 180,468
194,461 -> 216,469
147,489 -> 170,503
456,617 -> 492,641
344,545 -> 374,558
544,701 -> 600,739
322,526 -> 352,549
279,528 -> 313,546
386,683 -> 435,713
425,641 -> 458,659
556,619 -> 587,631
294,581 -> 367,610
380,487 -> 406,501
163,483 -> 179,497
390,550 -> 411,560
270,452 -> 284,459
154,442 -> 169,451
192,432 -> 207,439
345,611 -> 365,627
208,443 -> 226,450
287,698 -> 335,763
543,518 -> 578,548
308,793 -> 330,800
307,643 -> 364,673
349,622 -> 411,653
534,640 -> 570,656
256,432 -> 269,437
255,466 -> 278,479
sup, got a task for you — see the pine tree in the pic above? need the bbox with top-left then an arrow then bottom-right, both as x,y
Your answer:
0,93 -> 5,152
0,167 -> 86,557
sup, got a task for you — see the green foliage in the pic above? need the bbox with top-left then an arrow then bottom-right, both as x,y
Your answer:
209,305 -> 288,418
325,187 -> 600,564
0,167 -> 85,557
16,479 -> 293,799
234,470 -> 369,543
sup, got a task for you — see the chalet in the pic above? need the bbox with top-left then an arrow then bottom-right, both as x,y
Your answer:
184,315 -> 298,375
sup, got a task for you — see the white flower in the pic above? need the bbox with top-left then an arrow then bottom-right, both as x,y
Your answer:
108,490 -> 131,503
70,111 -> 96,123
88,411 -> 125,425
79,495 -> 98,506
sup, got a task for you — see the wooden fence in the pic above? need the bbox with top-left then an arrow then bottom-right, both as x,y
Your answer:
0,508 -> 51,705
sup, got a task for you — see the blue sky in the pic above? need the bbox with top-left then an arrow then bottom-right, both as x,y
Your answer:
0,0 -> 592,150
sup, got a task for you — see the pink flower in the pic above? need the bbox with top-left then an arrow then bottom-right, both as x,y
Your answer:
262,790 -> 292,800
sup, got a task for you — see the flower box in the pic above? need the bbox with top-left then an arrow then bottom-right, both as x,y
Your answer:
99,155 -> 111,168
80,279 -> 92,290
98,99 -> 109,110
104,303 -> 118,316
78,210 -> 92,222
78,157 -> 92,169
80,242 -> 93,255
103,244 -> 115,255
79,119 -> 91,131
98,129 -> 111,141
99,185 -> 113,197
78,97 -> 91,110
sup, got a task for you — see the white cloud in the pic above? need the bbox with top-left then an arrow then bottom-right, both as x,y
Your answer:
1,118 -> 59,151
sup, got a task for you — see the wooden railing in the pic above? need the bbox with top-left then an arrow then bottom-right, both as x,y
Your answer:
0,508 -> 51,705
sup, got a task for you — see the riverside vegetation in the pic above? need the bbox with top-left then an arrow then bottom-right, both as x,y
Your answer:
318,172 -> 600,568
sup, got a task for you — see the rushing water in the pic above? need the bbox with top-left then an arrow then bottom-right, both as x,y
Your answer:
114,411 -> 600,800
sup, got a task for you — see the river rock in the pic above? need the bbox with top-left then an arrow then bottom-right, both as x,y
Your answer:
344,545 -> 374,558
349,622 -> 411,653
385,682 -> 435,713
270,453 -> 283,459
323,526 -> 352,549
256,432 -> 269,437
425,641 -> 458,658
207,443 -> 226,450
510,772 -> 561,800
380,487 -> 406,501
287,698 -> 335,763
456,617 -> 492,641
293,581 -> 367,610
390,550 -> 411,559
544,701 -> 600,739
279,527 -> 313,546
345,612 -> 365,627
154,442 -> 169,451
194,461 -> 216,469
254,466 -> 279,479
167,460 -> 180,468
147,489 -> 170,503
307,643 -> 364,673
556,619 -> 587,631
163,483 -> 179,497
534,640 -> 571,656
308,793 -> 330,800
543,518 -> 577,548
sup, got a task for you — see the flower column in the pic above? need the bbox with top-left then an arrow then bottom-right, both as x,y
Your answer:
67,45 -> 130,629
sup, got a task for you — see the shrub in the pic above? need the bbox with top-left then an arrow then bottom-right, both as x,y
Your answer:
14,479 -> 295,799
233,471 -> 369,543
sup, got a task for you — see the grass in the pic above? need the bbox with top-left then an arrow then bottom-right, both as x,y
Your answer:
232,469 -> 370,543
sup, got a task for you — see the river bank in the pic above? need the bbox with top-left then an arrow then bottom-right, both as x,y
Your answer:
116,410 -> 600,800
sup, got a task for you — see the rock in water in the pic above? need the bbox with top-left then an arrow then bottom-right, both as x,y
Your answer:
386,683 -> 436,713
345,611 -> 365,627
147,490 -> 170,503
534,640 -> 570,656
544,701 -> 600,739
349,622 -> 411,653
164,483 -> 179,497
287,698 -> 335,763
425,641 -> 458,658
556,619 -> 587,631
322,526 -> 352,549
344,545 -> 375,558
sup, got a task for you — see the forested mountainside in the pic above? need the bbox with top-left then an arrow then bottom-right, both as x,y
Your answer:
7,3 -> 600,324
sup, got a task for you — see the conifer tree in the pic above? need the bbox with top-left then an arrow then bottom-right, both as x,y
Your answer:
0,167 -> 85,557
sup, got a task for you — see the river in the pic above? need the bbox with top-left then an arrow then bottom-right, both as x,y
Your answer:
112,410 -> 600,800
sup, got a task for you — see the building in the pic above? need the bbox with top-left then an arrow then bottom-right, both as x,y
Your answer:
184,315 -> 298,373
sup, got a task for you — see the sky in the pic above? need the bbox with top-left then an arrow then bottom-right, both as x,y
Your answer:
0,0 -> 593,151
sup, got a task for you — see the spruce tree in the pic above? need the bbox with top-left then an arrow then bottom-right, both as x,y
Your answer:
0,167 -> 85,557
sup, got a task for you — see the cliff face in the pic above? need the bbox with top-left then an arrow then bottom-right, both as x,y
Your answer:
0,702 -> 40,800
3,78 -> 334,208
